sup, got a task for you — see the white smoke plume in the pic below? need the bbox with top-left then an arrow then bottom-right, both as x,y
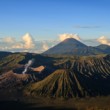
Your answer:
97,36 -> 110,46
59,33 -> 81,41
22,59 -> 34,74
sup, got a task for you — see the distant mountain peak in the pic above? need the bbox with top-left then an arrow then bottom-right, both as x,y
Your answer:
63,37 -> 79,41
43,38 -> 107,55
61,37 -> 83,43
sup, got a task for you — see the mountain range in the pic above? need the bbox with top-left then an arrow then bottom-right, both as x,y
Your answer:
0,38 -> 110,99
43,38 -> 110,55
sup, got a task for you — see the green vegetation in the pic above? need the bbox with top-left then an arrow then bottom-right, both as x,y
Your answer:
0,53 -> 25,74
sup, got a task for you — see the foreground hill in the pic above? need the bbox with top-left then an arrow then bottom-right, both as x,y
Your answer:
0,51 -> 12,60
24,54 -> 110,98
0,52 -> 57,98
0,52 -> 56,75
0,52 -> 110,98
24,69 -> 84,98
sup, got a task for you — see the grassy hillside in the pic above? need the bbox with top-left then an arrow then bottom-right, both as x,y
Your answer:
0,53 -> 25,75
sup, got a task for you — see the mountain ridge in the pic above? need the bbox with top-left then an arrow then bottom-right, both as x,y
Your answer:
43,38 -> 110,55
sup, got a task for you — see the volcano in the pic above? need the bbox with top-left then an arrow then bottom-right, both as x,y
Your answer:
43,38 -> 103,55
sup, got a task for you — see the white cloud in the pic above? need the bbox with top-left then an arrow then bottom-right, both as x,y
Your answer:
59,33 -> 81,41
97,36 -> 110,46
0,33 -> 36,52
11,33 -> 35,49
11,43 -> 24,49
42,43 -> 49,50
2,33 -> 110,53
2,37 -> 15,43
22,33 -> 35,49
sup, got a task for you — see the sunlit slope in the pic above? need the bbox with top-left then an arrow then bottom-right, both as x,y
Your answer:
24,55 -> 110,98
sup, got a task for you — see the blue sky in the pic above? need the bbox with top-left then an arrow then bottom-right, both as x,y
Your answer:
0,0 -> 110,40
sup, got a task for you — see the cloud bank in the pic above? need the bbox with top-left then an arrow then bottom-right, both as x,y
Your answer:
0,33 -> 53,53
0,33 -> 110,53
97,36 -> 110,46
59,33 -> 81,41
0,33 -> 36,51
2,37 -> 15,43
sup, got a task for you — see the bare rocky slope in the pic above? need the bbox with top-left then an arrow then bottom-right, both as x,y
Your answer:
0,51 -> 110,98
24,55 -> 110,98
